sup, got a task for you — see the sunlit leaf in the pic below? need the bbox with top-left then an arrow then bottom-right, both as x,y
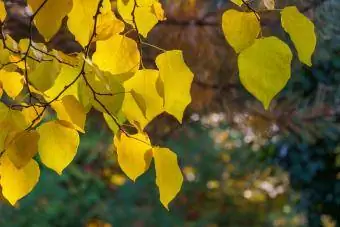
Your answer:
0,154 -> 40,205
122,69 -> 163,130
68,0 -> 101,46
45,64 -> 80,101
117,0 -> 135,25
0,1 -> 6,22
28,59 -> 61,92
37,120 -> 80,175
0,70 -> 23,99
6,130 -> 40,168
28,0 -> 72,41
52,95 -> 86,133
155,50 -> 193,122
134,6 -> 158,38
222,10 -> 260,53
281,6 -> 316,66
93,35 -> 140,75
238,37 -> 292,109
153,147 -> 183,210
113,132 -> 152,181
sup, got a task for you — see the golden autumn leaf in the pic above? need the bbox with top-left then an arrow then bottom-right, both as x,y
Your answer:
0,155 -> 40,205
153,147 -> 183,210
81,67 -> 125,115
22,105 -> 45,127
281,6 -> 316,66
238,37 -> 293,109
152,1 -> 166,21
222,10 -> 260,53
96,10 -> 125,41
37,120 -> 80,175
0,70 -> 23,99
134,6 -> 158,38
28,59 -> 61,92
6,130 -> 40,169
28,0 -> 72,41
117,0 -> 135,25
52,95 -> 86,133
93,35 -> 140,75
45,64 -> 80,100
155,50 -> 193,123
68,0 -> 101,46
113,132 -> 152,181
122,69 -> 164,130
0,1 -> 6,22
231,0 -> 244,7
136,0 -> 155,6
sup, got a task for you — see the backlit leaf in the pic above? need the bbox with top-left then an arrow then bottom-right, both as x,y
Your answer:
281,6 -> 316,66
153,147 -> 183,210
117,0 -> 135,25
238,37 -> 292,109
222,10 -> 260,53
0,155 -> 40,205
122,69 -> 163,130
93,35 -> 140,75
113,132 -> 152,181
52,95 -> 86,133
68,0 -> 100,46
28,0 -> 72,41
0,1 -> 6,22
37,120 -> 80,175
96,9 -> 125,41
155,50 -> 193,122
134,6 -> 158,38
0,70 -> 23,99
6,130 -> 40,168
45,64 -> 80,101
28,59 -> 61,92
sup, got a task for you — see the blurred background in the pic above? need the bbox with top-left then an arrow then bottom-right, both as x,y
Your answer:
1,0 -> 340,226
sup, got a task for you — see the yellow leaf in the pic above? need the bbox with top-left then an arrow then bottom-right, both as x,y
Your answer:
231,0 -> 244,7
45,64 -> 80,101
134,6 -> 158,38
37,120 -> 80,175
52,95 -> 86,133
222,10 -> 260,53
0,155 -> 40,205
117,0 -> 135,25
96,11 -> 125,41
0,1 -> 6,22
136,0 -> 155,7
0,105 -> 28,152
122,69 -> 163,130
155,50 -> 193,122
238,37 -> 292,109
153,147 -> 183,210
6,131 -> 40,168
281,6 -> 316,66
113,132 -> 152,181
28,0 -> 72,41
152,1 -> 166,21
22,105 -> 45,127
0,70 -> 23,99
28,59 -> 61,92
81,66 -> 125,115
93,35 -> 140,75
68,0 -> 101,46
